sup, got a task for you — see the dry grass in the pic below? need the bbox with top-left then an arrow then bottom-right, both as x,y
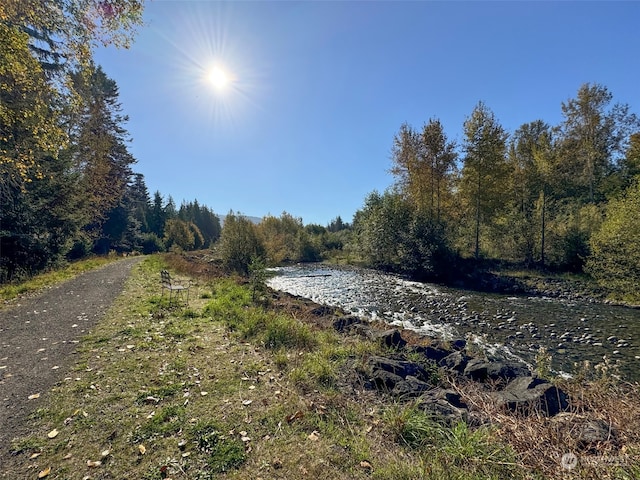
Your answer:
4,252 -> 639,479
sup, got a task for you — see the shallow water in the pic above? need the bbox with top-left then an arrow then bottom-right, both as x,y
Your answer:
267,264 -> 640,381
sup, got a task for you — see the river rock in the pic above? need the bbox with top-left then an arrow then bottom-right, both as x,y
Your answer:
411,345 -> 450,363
369,329 -> 407,349
493,376 -> 569,416
332,316 -> 364,333
463,360 -> 531,382
363,355 -> 432,393
439,351 -> 470,373
391,375 -> 433,398
551,413 -> 618,452
416,388 -> 470,426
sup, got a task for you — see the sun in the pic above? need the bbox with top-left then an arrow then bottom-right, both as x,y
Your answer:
207,66 -> 230,90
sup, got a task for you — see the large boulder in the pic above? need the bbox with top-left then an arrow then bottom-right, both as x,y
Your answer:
391,375 -> 433,398
439,351 -> 471,373
416,388 -> 470,426
363,356 -> 433,394
493,376 -> 569,416
369,329 -> 407,349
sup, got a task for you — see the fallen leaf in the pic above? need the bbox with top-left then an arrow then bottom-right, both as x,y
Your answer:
285,410 -> 304,423
307,430 -> 319,441
200,391 -> 208,396
138,444 -> 146,455
241,436 -> 251,442
37,467 -> 51,478
182,451 -> 191,458
47,429 -> 59,439
28,393 -> 41,400
242,400 -> 252,406
63,453 -> 72,460
87,460 -> 102,467
30,452 -> 42,459
101,449 -> 110,457
360,460 -> 373,470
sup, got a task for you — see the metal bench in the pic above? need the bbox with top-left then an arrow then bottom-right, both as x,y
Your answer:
161,270 -> 190,305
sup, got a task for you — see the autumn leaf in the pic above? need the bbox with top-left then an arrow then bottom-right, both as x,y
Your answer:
37,467 -> 51,478
307,430 -> 319,441
87,460 -> 102,467
47,429 -> 59,439
242,399 -> 252,406
360,460 -> 373,470
285,410 -> 304,423
28,393 -> 41,400
138,444 -> 146,455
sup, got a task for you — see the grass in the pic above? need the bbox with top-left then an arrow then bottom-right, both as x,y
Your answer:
3,252 -> 639,479
0,255 -> 119,305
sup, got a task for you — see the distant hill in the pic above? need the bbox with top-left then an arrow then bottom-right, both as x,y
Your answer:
218,214 -> 262,225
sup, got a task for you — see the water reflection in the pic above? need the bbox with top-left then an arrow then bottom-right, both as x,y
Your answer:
267,264 -> 640,381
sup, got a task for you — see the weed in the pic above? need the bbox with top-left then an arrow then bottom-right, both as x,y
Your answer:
134,405 -> 186,442
190,421 -> 246,474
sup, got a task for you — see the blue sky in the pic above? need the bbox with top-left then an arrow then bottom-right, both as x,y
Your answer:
94,1 -> 640,226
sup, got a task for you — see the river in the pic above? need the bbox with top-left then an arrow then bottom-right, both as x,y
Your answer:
267,264 -> 640,381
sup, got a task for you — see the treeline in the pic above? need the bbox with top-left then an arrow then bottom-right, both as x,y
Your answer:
216,85 -> 640,301
3,2 -> 639,300
0,1 -> 223,280
351,85 -> 640,300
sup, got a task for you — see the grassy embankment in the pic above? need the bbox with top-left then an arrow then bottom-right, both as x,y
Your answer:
5,254 -> 640,479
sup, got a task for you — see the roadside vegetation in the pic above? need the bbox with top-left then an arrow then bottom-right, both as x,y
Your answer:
0,255 -> 119,305
4,253 -> 639,479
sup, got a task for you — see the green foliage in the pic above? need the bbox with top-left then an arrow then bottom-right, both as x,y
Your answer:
459,102 -> 510,259
190,422 -> 246,474
353,191 -> 453,280
218,212 -> 265,275
163,218 -> 204,252
140,233 -> 165,254
586,179 -> 640,301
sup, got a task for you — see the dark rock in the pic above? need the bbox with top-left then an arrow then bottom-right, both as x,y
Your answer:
371,369 -> 404,391
464,360 -> 531,382
332,316 -> 364,333
311,305 -> 336,316
370,329 -> 407,349
422,345 -> 451,363
416,388 -> 469,425
351,324 -> 373,338
367,356 -> 429,380
578,419 -> 617,450
391,375 -> 432,398
450,338 -> 467,351
493,376 -> 569,416
439,351 -> 470,373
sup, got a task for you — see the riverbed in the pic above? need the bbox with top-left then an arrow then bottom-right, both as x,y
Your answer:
267,264 -> 640,381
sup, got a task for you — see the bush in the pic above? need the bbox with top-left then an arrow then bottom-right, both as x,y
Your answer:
140,233 -> 165,254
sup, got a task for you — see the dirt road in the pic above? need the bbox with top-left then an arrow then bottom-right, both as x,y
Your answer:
0,257 -> 142,464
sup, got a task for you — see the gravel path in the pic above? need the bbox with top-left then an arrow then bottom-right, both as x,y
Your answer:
0,257 -> 143,462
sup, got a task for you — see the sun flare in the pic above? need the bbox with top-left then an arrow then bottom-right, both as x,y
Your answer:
208,66 -> 230,90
